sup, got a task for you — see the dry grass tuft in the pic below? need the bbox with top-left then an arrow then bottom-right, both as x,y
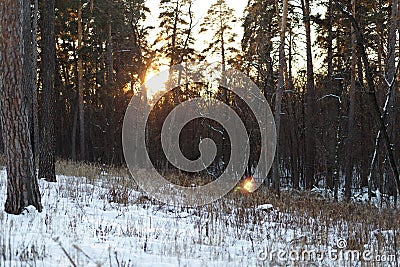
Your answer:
56,159 -> 103,181
164,171 -> 216,187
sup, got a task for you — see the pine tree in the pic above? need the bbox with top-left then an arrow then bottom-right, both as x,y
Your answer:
272,0 -> 289,195
199,0 -> 238,73
39,0 -> 57,182
156,0 -> 196,67
0,0 -> 43,214
301,0 -> 316,190
242,0 -> 277,98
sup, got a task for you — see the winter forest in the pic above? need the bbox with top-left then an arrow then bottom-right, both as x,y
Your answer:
0,0 -> 399,266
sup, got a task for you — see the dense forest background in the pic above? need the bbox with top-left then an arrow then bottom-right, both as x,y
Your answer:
1,0 -> 399,206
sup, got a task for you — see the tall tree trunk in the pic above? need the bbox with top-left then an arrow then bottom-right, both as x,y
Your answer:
386,0 -> 398,156
286,29 -> 299,189
22,0 -> 39,174
77,1 -> 85,161
22,0 -> 34,169
106,15 -> 115,163
344,0 -> 357,200
386,0 -> 398,86
38,0 -> 56,182
337,3 -> 400,197
373,0 -> 384,74
272,0 -> 288,195
302,0 -> 316,189
170,0 -> 179,69
32,0 -> 40,169
325,0 -> 335,190
106,16 -> 113,85
71,91 -> 78,161
220,14 -> 227,90
0,0 -> 42,214
327,0 -> 333,80
379,0 -> 398,200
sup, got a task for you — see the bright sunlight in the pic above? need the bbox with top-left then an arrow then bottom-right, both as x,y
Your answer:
144,66 -> 169,99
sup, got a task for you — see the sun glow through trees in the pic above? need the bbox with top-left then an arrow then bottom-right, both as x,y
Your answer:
144,67 -> 169,99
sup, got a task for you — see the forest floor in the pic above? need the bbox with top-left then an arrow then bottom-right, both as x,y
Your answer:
0,161 -> 399,266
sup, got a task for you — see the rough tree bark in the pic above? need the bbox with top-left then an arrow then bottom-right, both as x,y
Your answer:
22,0 -> 39,174
39,0 -> 56,182
0,0 -> 43,214
22,0 -> 35,167
32,0 -> 40,167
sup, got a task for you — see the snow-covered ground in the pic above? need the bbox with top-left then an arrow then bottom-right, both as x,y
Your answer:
0,167 -> 398,266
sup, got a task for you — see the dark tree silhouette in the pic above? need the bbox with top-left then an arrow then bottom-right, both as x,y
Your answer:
39,0 -> 57,182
